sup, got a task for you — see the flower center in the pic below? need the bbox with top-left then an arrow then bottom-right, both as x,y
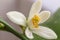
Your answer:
32,15 -> 40,28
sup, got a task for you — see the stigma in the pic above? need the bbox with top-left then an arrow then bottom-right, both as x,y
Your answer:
32,15 -> 40,28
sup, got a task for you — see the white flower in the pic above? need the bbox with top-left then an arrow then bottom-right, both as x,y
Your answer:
7,0 -> 57,39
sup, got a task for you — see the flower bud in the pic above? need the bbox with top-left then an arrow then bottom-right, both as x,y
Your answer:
0,23 -> 5,29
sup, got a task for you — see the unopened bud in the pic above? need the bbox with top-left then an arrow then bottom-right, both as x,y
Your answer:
0,23 -> 5,29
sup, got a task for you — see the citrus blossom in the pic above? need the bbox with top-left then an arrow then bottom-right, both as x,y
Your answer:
7,0 -> 57,39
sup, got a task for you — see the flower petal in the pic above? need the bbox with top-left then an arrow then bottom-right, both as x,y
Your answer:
32,26 -> 57,39
25,27 -> 34,39
7,11 -> 26,26
28,0 -> 42,21
39,11 -> 51,23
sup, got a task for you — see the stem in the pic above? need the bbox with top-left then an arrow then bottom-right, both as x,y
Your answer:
5,25 -> 29,40
20,25 -> 26,33
0,18 -> 29,40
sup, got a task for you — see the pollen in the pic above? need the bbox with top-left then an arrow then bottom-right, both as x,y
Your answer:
32,15 -> 40,28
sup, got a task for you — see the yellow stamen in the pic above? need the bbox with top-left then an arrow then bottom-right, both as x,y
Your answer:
32,15 -> 40,28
